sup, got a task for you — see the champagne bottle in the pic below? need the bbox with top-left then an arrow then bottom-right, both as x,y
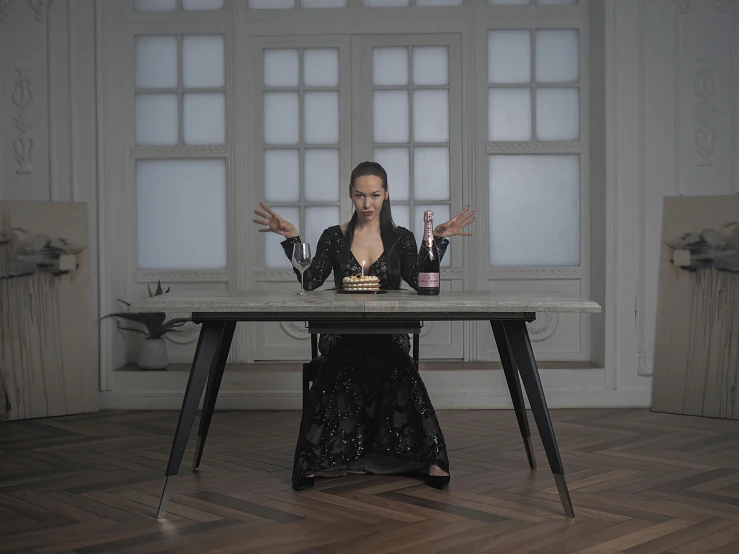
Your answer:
417,210 -> 440,295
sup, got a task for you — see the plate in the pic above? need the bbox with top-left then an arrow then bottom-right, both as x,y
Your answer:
336,289 -> 387,294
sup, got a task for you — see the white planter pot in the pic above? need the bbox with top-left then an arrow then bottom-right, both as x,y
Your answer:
138,337 -> 168,370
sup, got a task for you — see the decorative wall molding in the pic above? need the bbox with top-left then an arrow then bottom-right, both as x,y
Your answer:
28,0 -> 51,22
694,57 -> 716,166
133,270 -> 230,283
131,146 -> 229,158
12,67 -> 34,175
488,267 -> 583,279
673,0 -> 738,14
0,0 -> 53,23
527,313 -> 558,342
252,269 -> 297,279
279,321 -> 309,340
636,0 -> 651,377
486,142 -> 582,153
716,0 -> 739,13
672,0 -> 695,14
0,0 -> 13,22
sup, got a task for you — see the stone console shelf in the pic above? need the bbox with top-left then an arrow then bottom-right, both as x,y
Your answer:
131,290 -> 601,520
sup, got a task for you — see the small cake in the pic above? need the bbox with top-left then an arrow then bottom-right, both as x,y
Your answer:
342,274 -> 381,292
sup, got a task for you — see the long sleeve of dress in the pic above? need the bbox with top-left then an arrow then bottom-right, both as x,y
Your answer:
281,230 -> 335,291
400,230 -> 450,290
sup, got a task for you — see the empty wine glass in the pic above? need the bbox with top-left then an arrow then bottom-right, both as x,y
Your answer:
292,242 -> 312,296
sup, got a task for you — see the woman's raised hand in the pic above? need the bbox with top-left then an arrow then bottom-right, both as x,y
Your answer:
433,205 -> 476,238
253,202 -> 299,238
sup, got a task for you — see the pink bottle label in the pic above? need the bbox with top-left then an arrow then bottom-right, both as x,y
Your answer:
418,273 -> 439,287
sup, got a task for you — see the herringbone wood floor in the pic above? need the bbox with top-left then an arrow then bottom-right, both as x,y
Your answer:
2,408 -> 739,553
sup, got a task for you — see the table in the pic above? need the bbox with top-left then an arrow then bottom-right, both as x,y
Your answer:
130,290 -> 601,520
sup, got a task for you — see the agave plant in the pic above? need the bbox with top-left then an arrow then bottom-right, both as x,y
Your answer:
102,281 -> 191,339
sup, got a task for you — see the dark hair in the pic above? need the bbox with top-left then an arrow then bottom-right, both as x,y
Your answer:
341,161 -> 402,289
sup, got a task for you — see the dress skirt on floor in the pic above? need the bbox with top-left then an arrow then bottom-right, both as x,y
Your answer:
292,334 -> 450,483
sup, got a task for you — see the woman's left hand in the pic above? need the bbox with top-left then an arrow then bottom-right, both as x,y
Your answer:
434,206 -> 475,238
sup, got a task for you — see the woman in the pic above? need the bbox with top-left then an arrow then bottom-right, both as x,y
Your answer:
253,161 -> 475,491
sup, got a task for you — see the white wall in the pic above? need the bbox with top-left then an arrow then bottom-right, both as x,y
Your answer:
606,0 -> 738,403
2,0 -> 737,410
0,0 -> 100,382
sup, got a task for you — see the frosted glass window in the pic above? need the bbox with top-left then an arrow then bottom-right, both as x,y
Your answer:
374,91 -> 409,143
489,155 -> 580,266
537,0 -> 577,4
135,36 -> 177,89
264,92 -> 299,144
304,149 -> 340,202
264,50 -> 299,87
136,94 -> 178,145
183,93 -> 226,144
137,159 -> 227,270
250,0 -> 295,7
416,0 -> 463,4
414,148 -> 450,201
374,148 -> 409,201
364,0 -> 409,5
265,150 -> 300,203
412,47 -> 448,85
413,90 -> 449,143
265,207 -> 300,268
535,30 -> 579,83
488,0 -> 529,4
373,48 -> 408,86
135,0 -> 177,11
302,0 -> 348,6
488,88 -> 531,141
183,35 -> 225,88
183,0 -> 224,9
304,92 -> 340,144
306,207 -> 340,252
392,204 -> 411,232
414,204 -> 451,267
536,88 -> 579,140
488,31 -> 530,84
304,49 -> 339,87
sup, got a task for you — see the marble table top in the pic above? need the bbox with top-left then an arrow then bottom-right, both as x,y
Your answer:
130,290 -> 602,318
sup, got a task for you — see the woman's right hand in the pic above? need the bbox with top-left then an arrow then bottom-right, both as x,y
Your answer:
252,202 -> 299,238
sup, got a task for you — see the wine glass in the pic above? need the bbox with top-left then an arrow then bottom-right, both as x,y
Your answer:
292,242 -> 312,295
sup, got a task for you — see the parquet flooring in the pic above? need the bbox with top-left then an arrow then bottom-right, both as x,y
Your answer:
2,408 -> 739,553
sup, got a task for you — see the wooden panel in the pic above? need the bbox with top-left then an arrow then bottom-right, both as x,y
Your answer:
651,196 -> 739,420
3,408 -> 739,552
0,201 -> 98,421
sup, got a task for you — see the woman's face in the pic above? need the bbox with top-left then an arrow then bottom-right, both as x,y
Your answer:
351,175 -> 388,222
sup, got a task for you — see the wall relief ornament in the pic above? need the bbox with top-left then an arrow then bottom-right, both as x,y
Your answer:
279,321 -> 309,341
28,0 -> 51,22
0,0 -> 13,22
672,0 -> 694,13
526,313 -> 558,342
12,67 -> 34,175
694,57 -> 716,166
673,0 -> 737,14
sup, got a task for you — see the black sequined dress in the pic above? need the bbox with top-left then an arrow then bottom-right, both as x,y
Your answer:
281,225 -> 451,483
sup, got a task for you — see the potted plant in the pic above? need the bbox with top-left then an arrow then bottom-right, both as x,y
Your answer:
103,281 -> 191,370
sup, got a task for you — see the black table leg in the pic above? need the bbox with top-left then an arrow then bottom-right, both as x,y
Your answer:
192,320 -> 236,471
490,321 -> 536,470
156,320 -> 230,519
503,320 -> 574,518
